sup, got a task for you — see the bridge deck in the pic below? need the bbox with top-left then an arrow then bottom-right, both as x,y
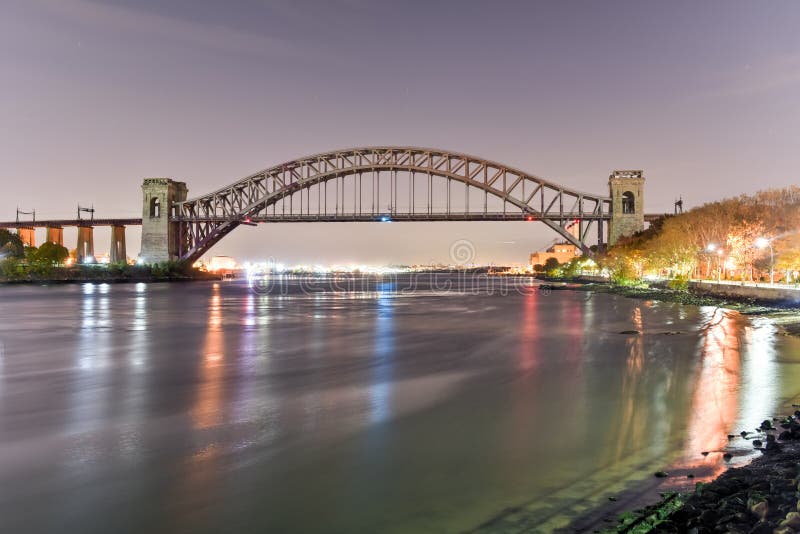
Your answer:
0,213 -> 666,228
179,212 -> 611,223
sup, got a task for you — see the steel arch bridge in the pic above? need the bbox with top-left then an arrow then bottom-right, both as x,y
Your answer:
171,147 -> 618,263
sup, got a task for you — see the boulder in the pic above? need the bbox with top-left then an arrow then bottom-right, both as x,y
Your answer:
748,498 -> 768,520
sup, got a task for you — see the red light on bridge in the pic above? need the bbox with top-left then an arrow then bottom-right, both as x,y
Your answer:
526,216 -> 533,221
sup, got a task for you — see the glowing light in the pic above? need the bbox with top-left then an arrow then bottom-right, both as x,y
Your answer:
706,243 -> 717,252
207,256 -> 238,272
754,237 -> 770,249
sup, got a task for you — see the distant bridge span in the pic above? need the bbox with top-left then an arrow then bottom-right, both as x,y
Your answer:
138,147 -> 650,263
0,218 -> 142,229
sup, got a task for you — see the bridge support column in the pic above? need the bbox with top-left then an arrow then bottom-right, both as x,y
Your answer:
608,170 -> 645,246
110,225 -> 127,264
76,226 -> 94,263
46,226 -> 64,246
17,227 -> 35,247
596,220 -> 605,251
140,178 -> 188,264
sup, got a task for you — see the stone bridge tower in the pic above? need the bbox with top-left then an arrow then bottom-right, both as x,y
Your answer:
608,170 -> 645,246
139,178 -> 187,264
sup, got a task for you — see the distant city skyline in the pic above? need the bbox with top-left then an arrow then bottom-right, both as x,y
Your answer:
3,0 -> 800,263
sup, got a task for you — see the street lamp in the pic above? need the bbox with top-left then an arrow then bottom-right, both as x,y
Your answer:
705,244 -> 721,282
755,237 -> 774,284
705,244 -> 715,280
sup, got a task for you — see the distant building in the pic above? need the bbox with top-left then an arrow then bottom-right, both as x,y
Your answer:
529,242 -> 581,268
208,256 -> 238,274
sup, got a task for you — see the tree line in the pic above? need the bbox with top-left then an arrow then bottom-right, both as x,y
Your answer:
601,186 -> 800,283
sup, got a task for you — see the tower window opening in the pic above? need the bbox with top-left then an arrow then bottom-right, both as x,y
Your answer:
621,191 -> 635,214
150,197 -> 161,218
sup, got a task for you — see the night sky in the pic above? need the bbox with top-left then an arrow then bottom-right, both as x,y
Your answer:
3,0 -> 799,264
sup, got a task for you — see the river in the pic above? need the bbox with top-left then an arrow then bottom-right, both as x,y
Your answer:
1,275 -> 799,533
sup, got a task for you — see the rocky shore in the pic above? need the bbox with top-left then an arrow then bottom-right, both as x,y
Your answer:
595,413 -> 800,533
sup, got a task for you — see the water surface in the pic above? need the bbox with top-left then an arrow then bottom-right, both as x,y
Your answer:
1,276 -> 798,533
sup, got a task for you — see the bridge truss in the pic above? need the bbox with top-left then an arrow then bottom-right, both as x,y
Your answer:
176,147 -> 613,262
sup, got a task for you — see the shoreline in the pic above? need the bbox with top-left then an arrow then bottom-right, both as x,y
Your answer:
0,269 -> 221,285
544,278 -> 800,338
573,421 -> 800,533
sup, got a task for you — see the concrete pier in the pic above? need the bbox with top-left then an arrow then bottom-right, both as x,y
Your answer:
110,225 -> 127,264
76,226 -> 94,263
45,226 -> 64,246
17,227 -> 35,247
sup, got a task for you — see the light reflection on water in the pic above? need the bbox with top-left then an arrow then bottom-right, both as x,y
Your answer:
0,277 -> 798,533
682,308 -> 744,476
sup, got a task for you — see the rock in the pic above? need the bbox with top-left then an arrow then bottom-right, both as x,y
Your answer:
761,419 -> 774,431
608,496 -> 617,501
728,434 -> 736,440
741,431 -> 749,438
687,473 -> 695,479
619,330 -> 640,335
747,521 -> 773,534
654,470 -> 669,478
723,453 -> 733,462
702,451 -> 710,456
766,439 -> 782,452
748,498 -> 768,520
699,508 -> 719,526
778,512 -> 800,530
780,430 -> 792,441
753,440 -> 763,447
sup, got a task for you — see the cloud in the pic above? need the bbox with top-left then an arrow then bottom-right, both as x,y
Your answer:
32,0 -> 341,63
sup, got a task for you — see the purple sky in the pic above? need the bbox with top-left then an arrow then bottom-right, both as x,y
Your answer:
2,0 -> 799,264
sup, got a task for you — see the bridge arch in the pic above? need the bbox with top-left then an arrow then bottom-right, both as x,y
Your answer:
170,147 -> 613,263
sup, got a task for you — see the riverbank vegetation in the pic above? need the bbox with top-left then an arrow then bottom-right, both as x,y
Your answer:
602,187 -> 800,285
0,230 -> 215,282
541,187 -> 800,289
